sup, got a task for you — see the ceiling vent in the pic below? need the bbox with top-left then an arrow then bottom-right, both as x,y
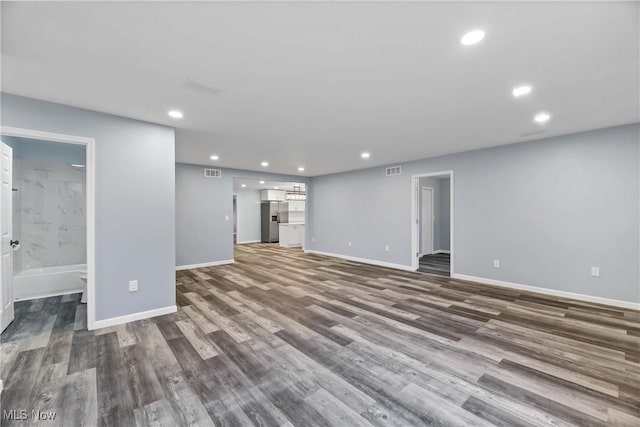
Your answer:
204,168 -> 222,178
183,76 -> 221,94
386,166 -> 401,176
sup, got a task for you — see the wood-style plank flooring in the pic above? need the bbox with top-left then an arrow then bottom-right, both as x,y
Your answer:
1,243 -> 639,426
418,253 -> 450,276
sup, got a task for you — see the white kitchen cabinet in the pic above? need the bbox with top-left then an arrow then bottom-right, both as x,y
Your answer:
279,223 -> 305,247
261,189 -> 286,202
288,200 -> 305,212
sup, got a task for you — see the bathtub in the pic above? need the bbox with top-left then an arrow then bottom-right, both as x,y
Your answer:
13,264 -> 86,300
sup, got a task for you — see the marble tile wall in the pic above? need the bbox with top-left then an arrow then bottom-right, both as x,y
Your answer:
13,159 -> 86,271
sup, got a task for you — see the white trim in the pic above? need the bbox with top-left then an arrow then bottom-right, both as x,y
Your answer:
304,249 -> 414,271
0,126 -> 97,330
411,171 -> 454,273
452,273 -> 640,311
176,259 -> 234,271
433,250 -> 451,254
236,240 -> 261,244
93,305 -> 177,330
0,127 -> 94,145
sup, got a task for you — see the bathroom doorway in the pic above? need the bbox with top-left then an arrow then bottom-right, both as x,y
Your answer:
411,171 -> 454,276
0,127 -> 95,333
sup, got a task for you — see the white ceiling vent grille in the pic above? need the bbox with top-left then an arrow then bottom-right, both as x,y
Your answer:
204,168 -> 222,178
386,166 -> 401,176
183,76 -> 222,94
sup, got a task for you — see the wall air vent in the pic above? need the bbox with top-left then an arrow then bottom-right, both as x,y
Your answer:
386,166 -> 401,176
204,168 -> 222,178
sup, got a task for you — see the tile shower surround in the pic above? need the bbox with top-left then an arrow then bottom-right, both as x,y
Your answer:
13,159 -> 86,272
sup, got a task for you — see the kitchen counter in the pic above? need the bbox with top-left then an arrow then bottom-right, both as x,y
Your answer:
279,223 -> 305,247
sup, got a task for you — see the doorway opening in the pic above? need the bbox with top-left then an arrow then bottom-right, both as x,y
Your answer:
232,178 -> 306,250
0,127 -> 95,336
411,171 -> 453,276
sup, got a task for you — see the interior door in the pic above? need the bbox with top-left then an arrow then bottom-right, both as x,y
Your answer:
420,187 -> 434,256
0,142 -> 14,332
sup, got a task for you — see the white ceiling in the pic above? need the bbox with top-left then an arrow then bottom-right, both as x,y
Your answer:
2,2 -> 638,176
233,178 -> 305,193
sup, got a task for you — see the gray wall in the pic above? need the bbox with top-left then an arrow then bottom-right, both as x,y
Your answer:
307,123 -> 640,303
235,188 -> 261,243
1,93 -> 176,321
176,163 -> 308,267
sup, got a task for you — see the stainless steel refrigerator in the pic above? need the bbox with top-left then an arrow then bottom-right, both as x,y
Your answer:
261,202 -> 287,243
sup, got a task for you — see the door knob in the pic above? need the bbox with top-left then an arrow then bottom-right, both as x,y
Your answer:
10,240 -> 19,248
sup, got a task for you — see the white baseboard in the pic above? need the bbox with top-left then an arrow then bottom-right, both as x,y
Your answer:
304,249 -> 414,272
91,305 -> 177,330
451,273 -> 640,311
176,259 -> 234,271
236,240 -> 261,244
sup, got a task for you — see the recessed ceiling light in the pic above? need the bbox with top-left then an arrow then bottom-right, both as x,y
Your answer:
274,186 -> 279,189
168,110 -> 183,119
298,167 -> 305,172
361,152 -> 371,159
460,30 -> 485,45
534,112 -> 551,124
259,180 -> 265,184
261,161 -> 269,167
210,155 -> 219,161
241,184 -> 246,188
512,85 -> 532,97
71,164 -> 85,168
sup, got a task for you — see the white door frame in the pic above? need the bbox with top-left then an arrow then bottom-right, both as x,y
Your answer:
420,186 -> 434,256
411,170 -> 454,273
0,126 -> 96,330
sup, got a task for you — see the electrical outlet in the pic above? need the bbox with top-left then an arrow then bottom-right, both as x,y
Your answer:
129,280 -> 138,292
348,241 -> 352,247
224,215 -> 229,221
385,245 -> 390,252
493,259 -> 500,268
591,266 -> 600,277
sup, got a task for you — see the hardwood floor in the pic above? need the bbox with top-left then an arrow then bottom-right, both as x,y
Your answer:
1,243 -> 639,426
418,253 -> 450,276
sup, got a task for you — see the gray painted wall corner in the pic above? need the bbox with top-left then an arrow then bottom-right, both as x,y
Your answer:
175,163 -> 309,267
307,123 -> 640,303
1,93 -> 177,321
